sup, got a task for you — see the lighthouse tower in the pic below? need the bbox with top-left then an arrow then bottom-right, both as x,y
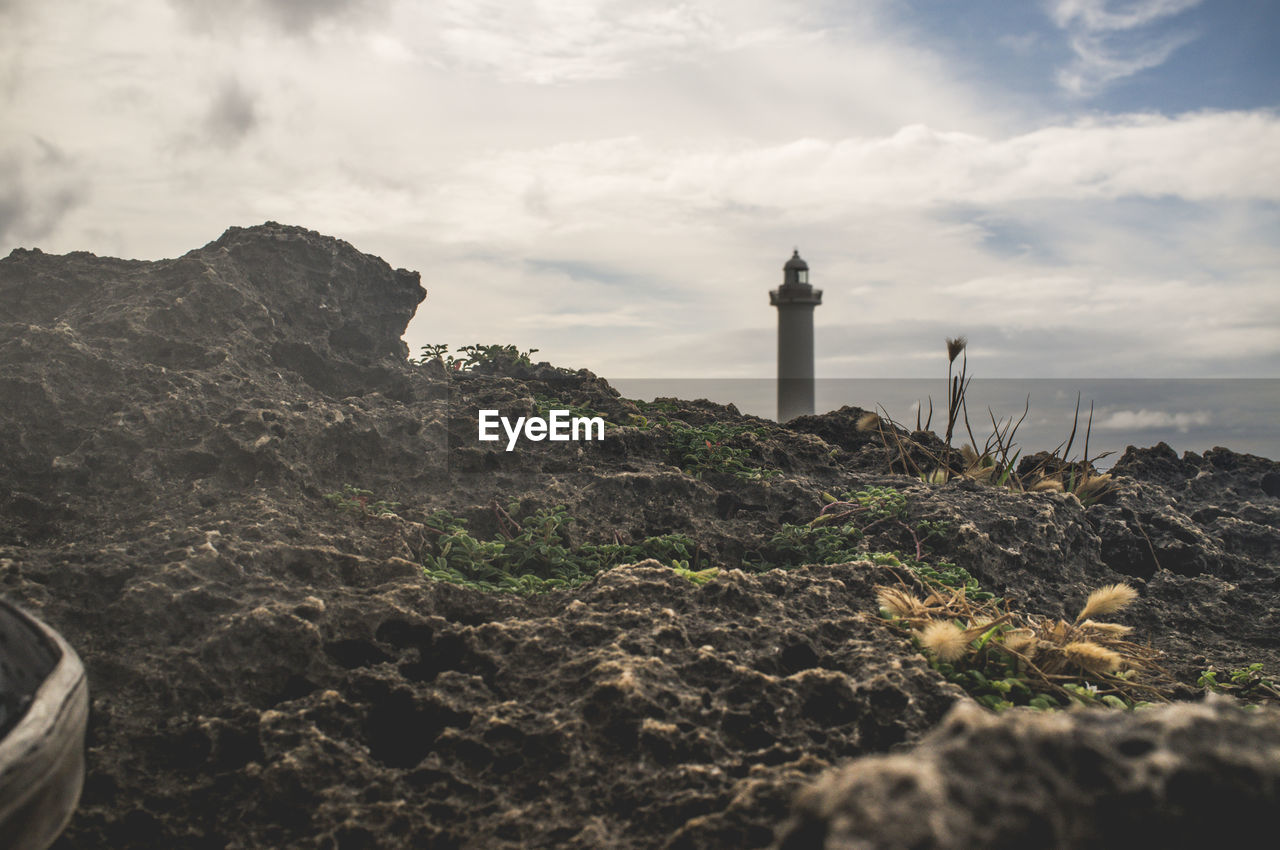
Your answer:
770,249 -> 823,422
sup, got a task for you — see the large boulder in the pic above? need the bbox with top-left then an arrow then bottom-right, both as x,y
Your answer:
777,696 -> 1280,849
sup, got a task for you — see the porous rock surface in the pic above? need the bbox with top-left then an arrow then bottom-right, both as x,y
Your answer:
776,695 -> 1280,849
0,223 -> 1277,848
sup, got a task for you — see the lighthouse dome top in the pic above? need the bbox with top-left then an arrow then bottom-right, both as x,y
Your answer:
782,249 -> 810,287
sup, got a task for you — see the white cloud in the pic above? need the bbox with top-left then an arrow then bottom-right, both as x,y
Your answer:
393,109 -> 1280,377
1048,0 -> 1203,95
1094,408 -> 1212,431
434,0 -> 725,84
512,308 -> 659,329
2,0 -> 1276,384
1056,29 -> 1195,96
1048,0 -> 1202,32
420,112 -> 1280,247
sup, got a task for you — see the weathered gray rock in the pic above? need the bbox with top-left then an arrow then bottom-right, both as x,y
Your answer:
0,224 -> 1277,848
1,223 -> 435,544
776,696 -> 1280,849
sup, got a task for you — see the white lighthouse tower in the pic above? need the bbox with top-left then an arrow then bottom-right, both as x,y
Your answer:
770,249 -> 822,422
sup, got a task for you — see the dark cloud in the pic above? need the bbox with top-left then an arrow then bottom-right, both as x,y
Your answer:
204,78 -> 258,148
258,0 -> 363,32
0,185 -> 22,240
33,135 -> 68,164
168,0 -> 384,36
0,138 -> 88,247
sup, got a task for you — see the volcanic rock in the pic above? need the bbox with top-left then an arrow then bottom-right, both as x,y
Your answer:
776,696 -> 1280,849
0,223 -> 1277,849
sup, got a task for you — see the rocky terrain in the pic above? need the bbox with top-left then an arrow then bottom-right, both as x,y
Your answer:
1,223 -> 1277,848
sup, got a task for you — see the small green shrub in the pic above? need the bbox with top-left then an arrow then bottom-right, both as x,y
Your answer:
914,519 -> 952,552
416,343 -> 450,362
752,487 -> 915,570
812,486 -> 907,526
910,561 -> 998,603
761,522 -> 864,568
1198,663 -> 1280,702
662,421 -> 777,481
421,504 -> 706,594
620,401 -> 780,479
415,343 -> 540,372
324,485 -> 401,519
532,395 -> 621,430
672,564 -> 720,585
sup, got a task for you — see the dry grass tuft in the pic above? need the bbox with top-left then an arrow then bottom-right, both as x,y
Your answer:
919,620 -> 969,662
1002,628 -> 1036,653
963,464 -> 997,484
877,587 -> 925,618
1076,583 -> 1139,622
1062,640 -> 1123,674
876,572 -> 1171,710
1079,620 -> 1132,636
1073,473 -> 1113,504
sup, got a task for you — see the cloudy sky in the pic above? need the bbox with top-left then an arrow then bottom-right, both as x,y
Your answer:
3,0 -> 1278,381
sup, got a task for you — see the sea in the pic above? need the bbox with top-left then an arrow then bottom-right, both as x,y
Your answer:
609,378 -> 1279,468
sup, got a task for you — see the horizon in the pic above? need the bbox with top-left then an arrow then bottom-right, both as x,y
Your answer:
610,376 -> 1280,463
2,0 -> 1277,382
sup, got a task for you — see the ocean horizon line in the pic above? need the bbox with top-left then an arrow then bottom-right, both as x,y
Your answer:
608,378 -> 1280,466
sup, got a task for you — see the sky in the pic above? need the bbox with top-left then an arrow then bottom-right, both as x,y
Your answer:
2,0 -> 1278,383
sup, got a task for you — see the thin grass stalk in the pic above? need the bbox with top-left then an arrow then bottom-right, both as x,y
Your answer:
945,368 -> 970,445
1082,400 -> 1093,466
986,408 -> 1016,485
942,341 -> 969,475
1001,396 -> 1031,488
962,399 -> 981,462
942,371 -> 972,476
996,449 -> 1021,488
1061,392 -> 1082,462
916,397 -> 934,432
1008,395 -> 1030,448
982,395 -> 1030,487
875,404 -> 925,479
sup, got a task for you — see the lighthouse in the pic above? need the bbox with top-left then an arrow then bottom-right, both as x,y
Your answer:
770,249 -> 823,422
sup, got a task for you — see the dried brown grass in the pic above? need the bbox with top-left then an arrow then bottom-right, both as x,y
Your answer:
876,572 -> 1172,708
